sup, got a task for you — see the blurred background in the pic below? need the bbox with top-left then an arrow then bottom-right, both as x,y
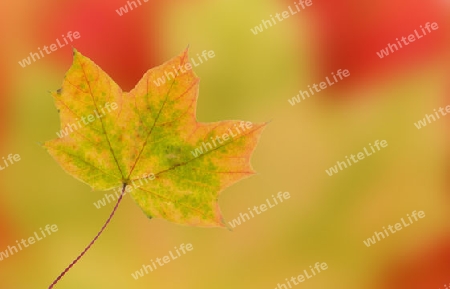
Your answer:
1,0 -> 450,288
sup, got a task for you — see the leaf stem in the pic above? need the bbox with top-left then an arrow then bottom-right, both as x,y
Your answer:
48,183 -> 127,289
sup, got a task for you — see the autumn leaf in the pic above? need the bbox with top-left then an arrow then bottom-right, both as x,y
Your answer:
44,48 -> 265,287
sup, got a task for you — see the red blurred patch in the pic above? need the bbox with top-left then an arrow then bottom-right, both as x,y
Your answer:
33,0 -> 166,91
305,0 -> 448,93
380,235 -> 450,288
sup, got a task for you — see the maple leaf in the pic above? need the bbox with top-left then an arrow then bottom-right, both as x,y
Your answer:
44,48 -> 265,288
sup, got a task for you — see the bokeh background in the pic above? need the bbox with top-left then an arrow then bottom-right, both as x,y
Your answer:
1,0 -> 450,288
